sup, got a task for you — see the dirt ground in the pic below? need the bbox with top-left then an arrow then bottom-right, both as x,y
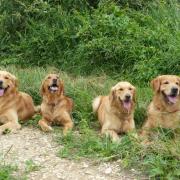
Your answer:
0,127 -> 145,180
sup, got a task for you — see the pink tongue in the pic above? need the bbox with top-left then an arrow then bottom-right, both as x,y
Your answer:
123,101 -> 131,111
167,96 -> 177,104
0,89 -> 4,96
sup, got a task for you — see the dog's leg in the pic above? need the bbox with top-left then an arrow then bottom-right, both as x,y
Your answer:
140,118 -> 154,137
59,111 -> 73,135
0,110 -> 21,135
38,119 -> 53,132
123,119 -> 135,132
139,119 -> 155,145
101,128 -> 120,142
63,121 -> 73,135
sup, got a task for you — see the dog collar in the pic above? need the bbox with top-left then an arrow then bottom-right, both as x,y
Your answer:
156,106 -> 180,113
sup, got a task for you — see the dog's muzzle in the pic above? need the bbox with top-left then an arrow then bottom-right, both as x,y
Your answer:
121,94 -> 132,111
164,87 -> 179,104
0,81 -> 8,97
48,82 -> 59,93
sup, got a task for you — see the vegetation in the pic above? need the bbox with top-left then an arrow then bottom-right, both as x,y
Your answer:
0,163 -> 17,180
0,157 -> 39,180
1,0 -> 180,179
0,66 -> 179,179
1,0 -> 180,82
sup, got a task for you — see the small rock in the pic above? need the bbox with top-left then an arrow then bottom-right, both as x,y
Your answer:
82,162 -> 89,168
104,167 -> 112,174
85,170 -> 92,175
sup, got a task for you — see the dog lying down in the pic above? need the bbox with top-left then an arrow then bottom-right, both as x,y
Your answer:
38,74 -> 74,134
142,75 -> 180,136
92,81 -> 136,142
0,71 -> 36,134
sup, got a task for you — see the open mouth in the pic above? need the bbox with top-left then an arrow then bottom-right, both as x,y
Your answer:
48,84 -> 59,93
0,86 -> 9,97
123,99 -> 132,111
119,97 -> 132,111
163,92 -> 178,104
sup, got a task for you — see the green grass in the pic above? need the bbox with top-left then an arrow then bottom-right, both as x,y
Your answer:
0,159 -> 40,180
56,124 -> 180,178
24,159 -> 40,174
0,66 -> 180,179
0,163 -> 17,180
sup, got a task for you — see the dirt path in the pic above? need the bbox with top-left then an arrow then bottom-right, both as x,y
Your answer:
0,127 -> 144,180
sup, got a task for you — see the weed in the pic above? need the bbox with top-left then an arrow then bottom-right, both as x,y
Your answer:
0,163 -> 17,180
25,159 -> 40,174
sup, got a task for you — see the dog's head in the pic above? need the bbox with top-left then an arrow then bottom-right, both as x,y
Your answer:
0,71 -> 18,97
40,74 -> 64,96
110,81 -> 136,111
151,75 -> 180,105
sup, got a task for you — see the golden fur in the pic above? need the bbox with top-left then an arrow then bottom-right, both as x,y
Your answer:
92,81 -> 136,141
38,74 -> 73,134
0,71 -> 36,134
142,75 -> 180,135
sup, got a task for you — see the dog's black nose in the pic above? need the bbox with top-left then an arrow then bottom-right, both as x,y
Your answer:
171,87 -> 178,94
0,80 -> 3,86
52,79 -> 57,84
125,94 -> 131,100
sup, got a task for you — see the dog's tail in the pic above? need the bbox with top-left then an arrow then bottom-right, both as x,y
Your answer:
92,96 -> 102,114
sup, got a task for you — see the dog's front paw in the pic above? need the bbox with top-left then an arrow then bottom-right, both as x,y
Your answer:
41,125 -> 53,132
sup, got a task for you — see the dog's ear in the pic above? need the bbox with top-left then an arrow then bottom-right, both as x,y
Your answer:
151,76 -> 161,93
9,73 -> 18,88
40,81 -> 45,96
132,86 -> 136,103
178,77 -> 180,85
12,75 -> 18,88
59,81 -> 64,95
109,87 -> 116,102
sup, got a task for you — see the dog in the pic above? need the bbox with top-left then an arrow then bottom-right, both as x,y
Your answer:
0,71 -> 36,134
38,74 -> 73,134
142,75 -> 180,136
92,81 -> 136,142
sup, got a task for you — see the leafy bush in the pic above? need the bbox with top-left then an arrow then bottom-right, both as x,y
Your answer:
0,0 -> 180,82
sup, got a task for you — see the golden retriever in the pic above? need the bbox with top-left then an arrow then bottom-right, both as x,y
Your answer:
142,75 -> 180,135
38,74 -> 73,134
92,81 -> 136,142
0,71 -> 36,134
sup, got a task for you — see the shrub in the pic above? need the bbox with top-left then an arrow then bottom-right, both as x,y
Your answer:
0,0 -> 180,82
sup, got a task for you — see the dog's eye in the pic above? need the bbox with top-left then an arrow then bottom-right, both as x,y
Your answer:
129,87 -> 132,90
4,76 -> 9,79
176,82 -> 179,85
47,76 -> 51,79
164,81 -> 169,84
119,88 -> 123,91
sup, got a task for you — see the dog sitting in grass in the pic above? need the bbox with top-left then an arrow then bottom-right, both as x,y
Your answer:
38,74 -> 73,134
0,70 -> 36,134
142,75 -> 180,136
92,81 -> 136,142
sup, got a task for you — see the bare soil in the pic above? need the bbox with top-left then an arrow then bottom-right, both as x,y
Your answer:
0,127 -> 145,180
